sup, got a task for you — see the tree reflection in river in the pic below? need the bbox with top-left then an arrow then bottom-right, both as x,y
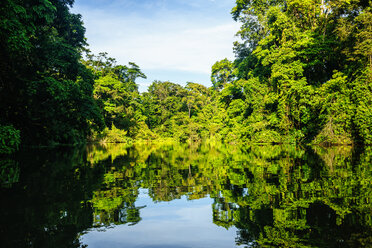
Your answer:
0,146 -> 106,248
0,143 -> 371,247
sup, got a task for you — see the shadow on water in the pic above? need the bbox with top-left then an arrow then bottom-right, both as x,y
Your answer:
0,143 -> 371,247
0,146 -> 106,248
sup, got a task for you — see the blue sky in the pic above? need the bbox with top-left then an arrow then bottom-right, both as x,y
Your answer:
72,0 -> 240,92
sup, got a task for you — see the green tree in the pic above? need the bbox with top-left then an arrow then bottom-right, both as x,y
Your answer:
0,0 -> 103,145
220,0 -> 372,144
84,52 -> 146,137
211,59 -> 237,90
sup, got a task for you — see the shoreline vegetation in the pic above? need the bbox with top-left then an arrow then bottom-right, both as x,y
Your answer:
1,0 -> 371,154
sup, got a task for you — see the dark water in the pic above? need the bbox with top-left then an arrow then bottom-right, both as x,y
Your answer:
0,143 -> 371,248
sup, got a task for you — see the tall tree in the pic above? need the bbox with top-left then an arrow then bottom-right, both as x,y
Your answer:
83,52 -> 146,135
0,0 -> 103,145
224,0 -> 372,144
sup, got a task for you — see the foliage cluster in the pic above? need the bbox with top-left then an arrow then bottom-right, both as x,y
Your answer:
85,0 -> 372,145
0,0 -> 104,149
0,0 -> 371,149
225,0 -> 372,145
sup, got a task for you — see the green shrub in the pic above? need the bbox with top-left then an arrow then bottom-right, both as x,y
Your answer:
92,124 -> 133,145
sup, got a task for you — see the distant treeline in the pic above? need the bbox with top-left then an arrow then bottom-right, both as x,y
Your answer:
1,0 -> 371,152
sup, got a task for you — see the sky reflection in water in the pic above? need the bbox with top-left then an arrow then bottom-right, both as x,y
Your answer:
82,189 -> 237,248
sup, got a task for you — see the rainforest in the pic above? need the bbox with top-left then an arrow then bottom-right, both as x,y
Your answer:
0,0 -> 371,247
0,0 -> 371,150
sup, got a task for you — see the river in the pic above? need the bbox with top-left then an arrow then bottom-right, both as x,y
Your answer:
1,143 -> 371,247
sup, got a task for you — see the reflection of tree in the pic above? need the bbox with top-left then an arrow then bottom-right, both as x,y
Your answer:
87,142 -> 371,247
89,172 -> 144,227
212,195 -> 238,229
6,143 -> 368,247
0,158 -> 19,188
210,146 -> 372,248
0,147 -> 106,248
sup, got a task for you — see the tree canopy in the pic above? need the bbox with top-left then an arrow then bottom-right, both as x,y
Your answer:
0,0 -> 371,149
0,0 -> 103,145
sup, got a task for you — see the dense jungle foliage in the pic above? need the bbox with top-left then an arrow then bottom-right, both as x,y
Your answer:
0,0 -> 371,151
0,0 -> 104,149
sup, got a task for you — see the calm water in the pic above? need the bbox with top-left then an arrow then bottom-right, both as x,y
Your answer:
0,143 -> 371,247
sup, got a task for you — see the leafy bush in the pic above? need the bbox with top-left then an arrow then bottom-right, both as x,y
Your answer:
94,125 -> 133,145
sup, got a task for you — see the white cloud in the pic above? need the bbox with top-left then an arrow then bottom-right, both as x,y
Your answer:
73,0 -> 240,87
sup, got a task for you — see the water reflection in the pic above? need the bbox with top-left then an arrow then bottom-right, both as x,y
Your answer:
0,146 -> 105,248
0,143 -> 371,247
